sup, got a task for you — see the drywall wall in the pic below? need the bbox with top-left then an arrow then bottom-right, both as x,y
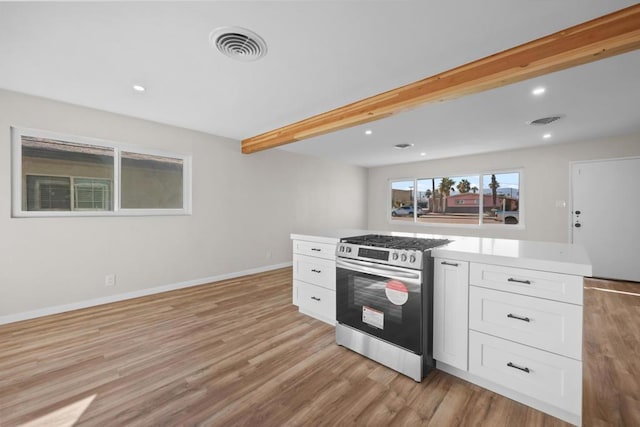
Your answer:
0,89 -> 367,319
368,131 -> 640,242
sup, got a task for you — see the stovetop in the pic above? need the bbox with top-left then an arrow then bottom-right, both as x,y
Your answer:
336,234 -> 450,269
341,234 -> 450,251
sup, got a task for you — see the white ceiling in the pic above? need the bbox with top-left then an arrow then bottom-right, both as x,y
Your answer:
1,1 -> 638,167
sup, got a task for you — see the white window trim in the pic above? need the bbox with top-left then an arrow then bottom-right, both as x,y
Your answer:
388,168 -> 524,229
11,126 -> 192,218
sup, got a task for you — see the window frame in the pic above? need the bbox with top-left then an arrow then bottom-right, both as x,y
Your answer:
11,127 -> 192,218
388,168 -> 524,229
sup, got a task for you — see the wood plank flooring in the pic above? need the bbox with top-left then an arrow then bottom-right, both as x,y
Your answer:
0,268 -> 637,426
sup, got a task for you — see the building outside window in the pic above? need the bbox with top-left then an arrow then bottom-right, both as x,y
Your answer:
392,171 -> 521,226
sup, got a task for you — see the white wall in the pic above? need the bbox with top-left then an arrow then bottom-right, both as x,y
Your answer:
0,89 -> 367,319
368,132 -> 640,242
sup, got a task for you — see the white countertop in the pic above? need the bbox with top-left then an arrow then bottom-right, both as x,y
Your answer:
431,236 -> 592,276
291,230 -> 592,277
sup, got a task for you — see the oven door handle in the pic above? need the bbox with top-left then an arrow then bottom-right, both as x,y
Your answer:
336,258 -> 422,285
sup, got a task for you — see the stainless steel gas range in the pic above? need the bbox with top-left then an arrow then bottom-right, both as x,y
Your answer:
335,234 -> 450,381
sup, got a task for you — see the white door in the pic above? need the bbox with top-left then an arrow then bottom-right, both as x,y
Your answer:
571,158 -> 640,282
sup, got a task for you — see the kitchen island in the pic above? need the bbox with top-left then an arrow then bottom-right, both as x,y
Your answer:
291,230 -> 591,426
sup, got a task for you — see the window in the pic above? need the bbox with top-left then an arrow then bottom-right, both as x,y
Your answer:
391,180 -> 415,221
121,151 -> 183,209
391,171 -> 522,226
482,172 -> 520,225
26,175 -> 112,211
12,128 -> 191,217
27,175 -> 71,211
74,178 -> 112,210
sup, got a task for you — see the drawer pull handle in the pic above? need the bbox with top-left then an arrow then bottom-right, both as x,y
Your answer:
311,269 -> 322,273
311,296 -> 321,301
507,313 -> 531,322
441,261 -> 459,267
507,362 -> 530,373
311,248 -> 322,252
507,278 -> 531,285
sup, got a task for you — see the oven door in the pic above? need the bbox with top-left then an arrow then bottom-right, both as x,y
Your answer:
336,257 -> 423,354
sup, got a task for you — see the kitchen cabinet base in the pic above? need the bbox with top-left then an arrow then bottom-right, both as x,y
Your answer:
436,361 -> 581,426
299,306 -> 335,326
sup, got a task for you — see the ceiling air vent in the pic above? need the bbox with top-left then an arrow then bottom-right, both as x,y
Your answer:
209,27 -> 268,62
394,143 -> 414,149
527,115 -> 564,126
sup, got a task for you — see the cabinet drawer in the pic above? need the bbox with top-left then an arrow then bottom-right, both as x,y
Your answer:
469,286 -> 582,359
293,240 -> 337,260
469,331 -> 581,415
298,282 -> 336,325
470,263 -> 583,305
293,255 -> 336,290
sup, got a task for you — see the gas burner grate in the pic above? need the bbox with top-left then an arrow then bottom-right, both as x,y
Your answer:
341,234 -> 449,251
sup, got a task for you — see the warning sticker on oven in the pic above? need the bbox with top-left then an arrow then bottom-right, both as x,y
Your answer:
385,280 -> 409,305
362,306 -> 384,330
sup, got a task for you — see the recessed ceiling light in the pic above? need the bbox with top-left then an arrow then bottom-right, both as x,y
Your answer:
132,84 -> 146,92
420,152 -> 426,156
365,129 -> 373,135
543,133 -> 552,139
394,143 -> 414,150
532,87 -> 546,96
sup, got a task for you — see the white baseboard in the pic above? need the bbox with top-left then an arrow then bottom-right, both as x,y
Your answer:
0,262 -> 293,326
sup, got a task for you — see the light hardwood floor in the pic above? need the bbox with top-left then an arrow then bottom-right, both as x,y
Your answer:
0,268 -> 637,426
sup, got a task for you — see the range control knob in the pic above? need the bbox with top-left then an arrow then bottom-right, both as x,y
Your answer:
346,247 -> 352,253
409,255 -> 416,263
392,253 -> 399,260
400,254 -> 407,262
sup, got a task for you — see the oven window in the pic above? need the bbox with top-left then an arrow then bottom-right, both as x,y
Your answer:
336,267 -> 423,354
352,276 -> 402,324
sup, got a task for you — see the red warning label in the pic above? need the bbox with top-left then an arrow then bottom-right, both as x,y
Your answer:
385,280 -> 408,305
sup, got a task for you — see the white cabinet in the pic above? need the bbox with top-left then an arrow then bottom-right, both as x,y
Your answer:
469,286 -> 582,359
293,255 -> 336,291
470,262 -> 583,304
293,240 -> 337,260
292,237 -> 337,325
433,258 -> 469,371
469,331 -> 582,413
467,264 -> 584,424
297,282 -> 335,323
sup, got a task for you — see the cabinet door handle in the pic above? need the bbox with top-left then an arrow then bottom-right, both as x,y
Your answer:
311,248 -> 322,252
507,277 -> 531,285
507,362 -> 530,373
311,296 -> 321,301
507,313 -> 531,322
311,269 -> 322,273
441,261 -> 459,267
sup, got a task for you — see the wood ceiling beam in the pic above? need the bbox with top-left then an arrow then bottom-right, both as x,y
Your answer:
242,4 -> 640,154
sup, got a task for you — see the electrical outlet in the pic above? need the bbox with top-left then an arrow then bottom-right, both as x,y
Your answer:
105,274 -> 116,287
266,250 -> 272,259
